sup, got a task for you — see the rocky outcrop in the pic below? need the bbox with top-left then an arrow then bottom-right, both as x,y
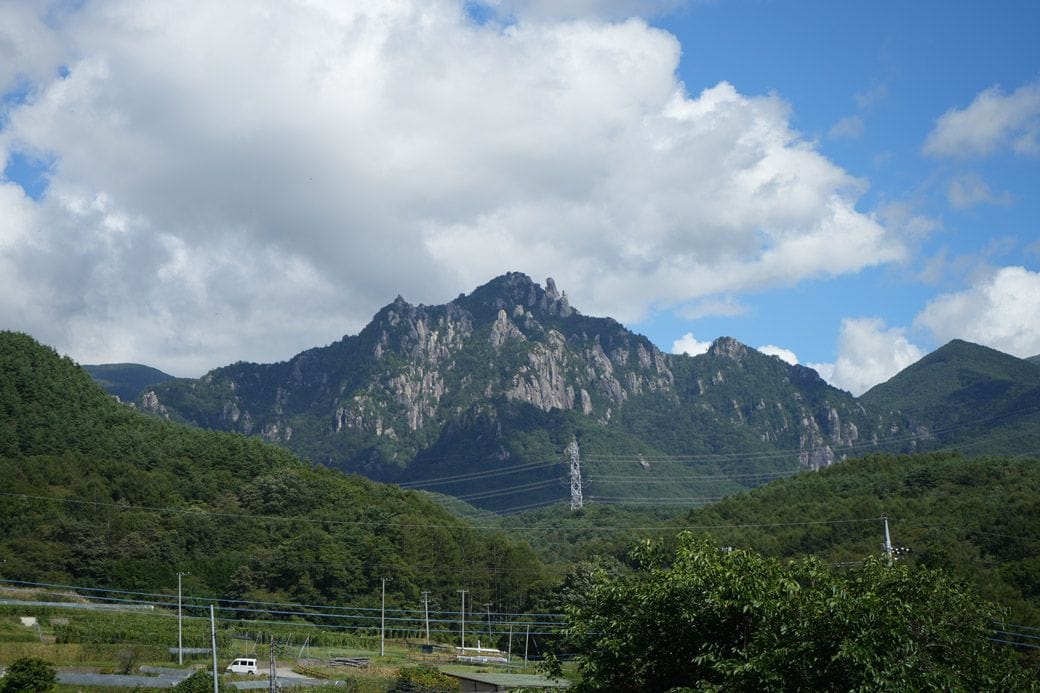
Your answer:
141,272 -> 908,496
506,330 -> 576,411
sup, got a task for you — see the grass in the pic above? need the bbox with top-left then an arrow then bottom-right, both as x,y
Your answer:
0,602 -> 559,691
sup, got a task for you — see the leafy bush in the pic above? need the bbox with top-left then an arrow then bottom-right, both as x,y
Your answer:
388,666 -> 457,692
0,657 -> 56,692
173,670 -> 226,692
565,534 -> 1037,691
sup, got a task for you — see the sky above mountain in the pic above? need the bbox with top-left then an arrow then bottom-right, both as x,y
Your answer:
1,0 -> 1037,394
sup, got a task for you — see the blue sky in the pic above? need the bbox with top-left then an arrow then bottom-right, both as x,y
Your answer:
635,0 -> 1040,384
1,1 -> 1037,394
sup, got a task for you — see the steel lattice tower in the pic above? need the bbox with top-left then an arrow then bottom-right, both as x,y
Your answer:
566,438 -> 583,511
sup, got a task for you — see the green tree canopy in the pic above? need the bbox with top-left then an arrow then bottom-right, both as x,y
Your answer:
0,657 -> 56,693
564,533 -> 1036,691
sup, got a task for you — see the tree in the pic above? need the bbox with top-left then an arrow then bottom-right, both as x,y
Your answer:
564,533 -> 1037,691
173,670 -> 225,692
0,657 -> 56,693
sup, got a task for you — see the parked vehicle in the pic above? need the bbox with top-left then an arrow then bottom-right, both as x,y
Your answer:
226,658 -> 259,674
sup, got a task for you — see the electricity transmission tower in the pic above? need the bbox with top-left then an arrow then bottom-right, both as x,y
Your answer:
566,438 -> 583,510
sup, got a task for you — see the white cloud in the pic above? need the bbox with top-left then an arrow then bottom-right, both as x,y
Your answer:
0,3 -> 63,94
828,115 -> 864,140
815,318 -> 925,395
923,81 -> 1040,158
672,332 -> 711,356
876,201 -> 941,240
0,1 -> 904,374
915,266 -> 1040,358
757,344 -> 798,365
946,173 -> 1012,210
479,0 -> 686,21
806,361 -> 834,383
853,82 -> 888,111
676,296 -> 746,320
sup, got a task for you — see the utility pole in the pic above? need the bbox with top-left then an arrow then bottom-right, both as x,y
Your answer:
270,632 -> 278,690
380,577 -> 391,656
507,624 -> 513,662
456,589 -> 468,650
483,603 -> 493,642
209,605 -> 218,693
882,515 -> 893,565
566,438 -> 583,510
177,572 -> 189,666
524,623 -> 530,668
421,591 -> 431,645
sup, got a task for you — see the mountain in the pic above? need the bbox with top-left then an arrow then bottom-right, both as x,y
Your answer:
0,331 -> 545,611
860,339 -> 1040,456
1028,354 -> 1040,366
83,362 -> 176,401
140,273 -> 912,512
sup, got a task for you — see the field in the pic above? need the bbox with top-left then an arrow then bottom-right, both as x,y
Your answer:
0,586 -> 562,691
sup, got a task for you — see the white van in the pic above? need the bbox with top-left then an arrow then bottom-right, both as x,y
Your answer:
226,658 -> 259,675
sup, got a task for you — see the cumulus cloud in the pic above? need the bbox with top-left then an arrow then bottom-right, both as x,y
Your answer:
946,173 -> 1012,210
0,1 -> 903,374
923,81 -> 1040,158
815,318 -> 925,396
757,344 -> 798,365
915,266 -> 1040,358
480,0 -> 686,21
672,332 -> 711,356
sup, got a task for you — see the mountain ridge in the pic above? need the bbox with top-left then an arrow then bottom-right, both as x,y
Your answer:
136,273 -> 917,511
82,362 -> 177,402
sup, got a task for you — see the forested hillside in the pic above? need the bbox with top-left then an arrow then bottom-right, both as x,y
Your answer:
861,339 -> 1040,455
0,331 -> 547,614
664,451 -> 1040,625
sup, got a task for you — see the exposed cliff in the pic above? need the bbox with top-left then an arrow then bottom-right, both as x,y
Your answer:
141,273 -> 913,510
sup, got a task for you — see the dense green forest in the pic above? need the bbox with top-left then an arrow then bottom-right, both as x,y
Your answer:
563,535 -> 1038,691
0,331 -> 548,615
654,451 -> 1040,625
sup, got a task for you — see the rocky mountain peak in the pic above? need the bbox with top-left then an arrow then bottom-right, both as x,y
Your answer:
708,336 -> 749,361
459,272 -> 576,321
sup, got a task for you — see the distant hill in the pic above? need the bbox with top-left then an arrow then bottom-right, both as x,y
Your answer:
665,450 -> 1040,625
140,273 -> 912,512
0,331 -> 545,611
83,362 -> 176,401
860,339 -> 1040,455
1028,354 -> 1040,366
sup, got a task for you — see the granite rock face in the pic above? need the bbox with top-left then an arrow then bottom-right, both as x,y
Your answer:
142,273 -> 914,494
